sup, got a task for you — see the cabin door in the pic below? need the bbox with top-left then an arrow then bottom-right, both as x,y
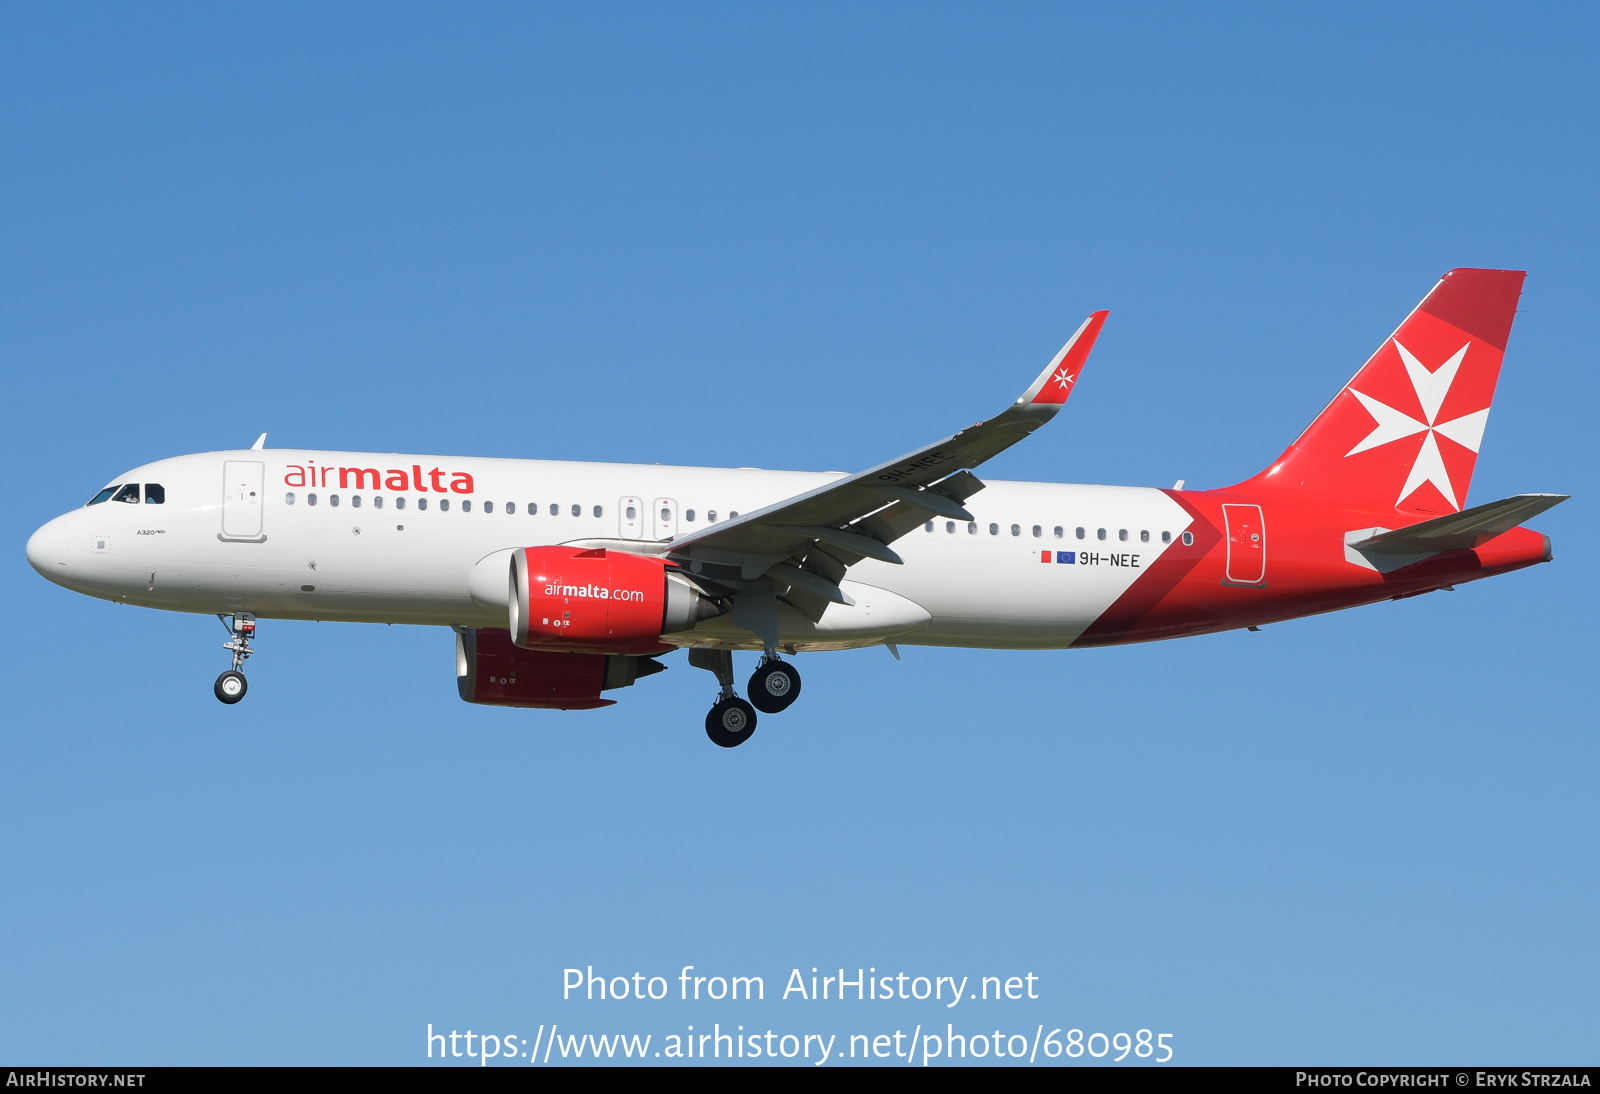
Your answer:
221,461 -> 265,540
1222,503 -> 1265,585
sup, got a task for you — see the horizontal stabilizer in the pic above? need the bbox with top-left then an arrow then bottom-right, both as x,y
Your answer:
1350,493 -> 1568,555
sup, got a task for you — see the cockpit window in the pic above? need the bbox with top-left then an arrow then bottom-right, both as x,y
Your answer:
144,484 -> 165,504
111,484 -> 141,504
87,486 -> 119,506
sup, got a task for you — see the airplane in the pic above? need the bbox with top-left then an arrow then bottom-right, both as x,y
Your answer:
26,268 -> 1565,747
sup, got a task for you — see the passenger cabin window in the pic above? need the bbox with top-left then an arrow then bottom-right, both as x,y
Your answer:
1182,531 -> 1194,546
461,500 -> 471,512
660,507 -> 671,522
946,521 -> 956,533
1161,531 -> 1171,543
285,492 -> 296,505
1097,528 -> 1106,540
329,494 -> 340,507
989,523 -> 999,535
571,504 -> 581,517
307,493 -> 318,506
1011,524 -> 1021,537
485,501 -> 495,514
593,505 -> 603,518
439,498 -> 450,512
1119,529 -> 1128,542
418,498 -> 428,511
683,509 -> 693,521
968,522 -> 977,534
730,511 -> 739,518
87,486 -> 119,505
1053,526 -> 1063,538
550,504 -> 558,516
352,495 -> 362,508
374,496 -> 384,509
707,510 -> 718,522
1140,529 -> 1149,542
1032,525 -> 1042,538
112,484 -> 140,504
925,521 -> 934,533
395,497 -> 405,510
144,484 -> 165,504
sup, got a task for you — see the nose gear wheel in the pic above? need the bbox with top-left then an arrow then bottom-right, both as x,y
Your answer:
214,670 -> 248,704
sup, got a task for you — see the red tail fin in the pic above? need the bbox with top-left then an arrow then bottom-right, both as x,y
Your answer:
1237,268 -> 1525,514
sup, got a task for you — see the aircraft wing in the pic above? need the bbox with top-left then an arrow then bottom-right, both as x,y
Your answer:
665,311 -> 1108,620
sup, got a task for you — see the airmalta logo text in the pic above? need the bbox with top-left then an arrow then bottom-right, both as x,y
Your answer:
1344,338 -> 1490,511
543,583 -> 646,603
285,461 -> 475,493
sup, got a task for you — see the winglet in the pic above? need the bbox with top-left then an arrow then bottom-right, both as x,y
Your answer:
1018,310 -> 1109,407
251,433 -> 267,450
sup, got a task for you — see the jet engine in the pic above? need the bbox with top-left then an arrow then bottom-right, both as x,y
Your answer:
455,627 -> 665,710
508,546 -> 722,654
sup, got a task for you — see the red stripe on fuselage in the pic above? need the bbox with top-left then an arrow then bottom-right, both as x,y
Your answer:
1073,490 -> 1551,648
1072,490 -> 1224,647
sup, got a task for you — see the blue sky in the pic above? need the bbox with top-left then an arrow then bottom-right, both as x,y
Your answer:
2,3 -> 1596,1066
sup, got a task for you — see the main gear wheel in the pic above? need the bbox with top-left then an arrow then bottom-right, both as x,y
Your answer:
705,696 -> 757,748
747,659 -> 801,714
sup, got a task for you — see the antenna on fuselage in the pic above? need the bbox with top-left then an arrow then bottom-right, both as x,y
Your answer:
251,433 -> 267,450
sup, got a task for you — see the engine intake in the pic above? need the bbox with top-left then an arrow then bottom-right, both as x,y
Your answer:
508,546 -> 721,654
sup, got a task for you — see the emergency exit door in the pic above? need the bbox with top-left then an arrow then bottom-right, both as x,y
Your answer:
617,496 -> 644,539
1222,503 -> 1265,585
221,461 -> 265,540
653,497 -> 678,540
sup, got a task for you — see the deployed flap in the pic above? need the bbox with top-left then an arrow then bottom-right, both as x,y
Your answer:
1350,493 -> 1567,555
667,311 -> 1109,576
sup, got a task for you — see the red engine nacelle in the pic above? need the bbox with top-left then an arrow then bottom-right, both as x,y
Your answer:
508,546 -> 720,654
455,627 -> 664,710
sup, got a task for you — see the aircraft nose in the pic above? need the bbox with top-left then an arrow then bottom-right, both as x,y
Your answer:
26,513 -> 74,581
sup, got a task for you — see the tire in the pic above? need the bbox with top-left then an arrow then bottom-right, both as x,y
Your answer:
215,670 -> 248,705
705,697 -> 757,748
747,660 -> 801,714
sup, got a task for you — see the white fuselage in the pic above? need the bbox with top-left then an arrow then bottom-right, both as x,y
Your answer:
27,450 -> 1196,651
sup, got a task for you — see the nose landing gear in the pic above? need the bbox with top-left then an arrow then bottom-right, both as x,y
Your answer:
215,612 -> 256,705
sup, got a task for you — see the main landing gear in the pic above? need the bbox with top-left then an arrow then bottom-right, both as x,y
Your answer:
706,695 -> 757,748
215,612 -> 256,705
688,648 -> 803,747
748,655 -> 801,714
